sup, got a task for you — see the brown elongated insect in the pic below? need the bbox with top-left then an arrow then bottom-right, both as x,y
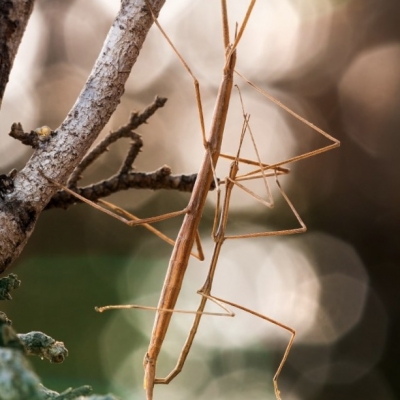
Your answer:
43,1 -> 340,398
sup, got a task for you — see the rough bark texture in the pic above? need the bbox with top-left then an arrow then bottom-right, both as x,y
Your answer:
0,0 -> 35,104
0,0 -> 166,272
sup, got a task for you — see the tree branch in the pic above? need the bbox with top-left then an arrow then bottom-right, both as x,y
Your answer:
0,0 -> 166,272
9,96 -> 205,210
0,0 -> 35,104
67,96 -> 168,186
18,331 -> 68,364
46,169 -> 199,210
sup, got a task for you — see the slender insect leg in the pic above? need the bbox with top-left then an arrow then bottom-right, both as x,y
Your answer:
234,71 -> 340,172
145,0 -> 257,187
152,238 -> 229,384
202,294 -> 296,400
40,171 -> 206,259
100,199 -> 205,260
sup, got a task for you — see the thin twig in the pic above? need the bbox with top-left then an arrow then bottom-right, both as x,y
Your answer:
43,96 -> 216,210
46,169 -> 209,210
9,123 -> 55,148
67,96 -> 167,187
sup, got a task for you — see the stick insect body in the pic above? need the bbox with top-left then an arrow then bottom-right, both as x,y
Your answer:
139,3 -> 253,399
43,1 -> 340,399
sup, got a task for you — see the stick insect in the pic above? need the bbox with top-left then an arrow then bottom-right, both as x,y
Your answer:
44,1 -> 340,399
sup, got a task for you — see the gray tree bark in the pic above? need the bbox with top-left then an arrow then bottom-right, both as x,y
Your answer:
0,0 -> 166,272
0,0 -> 35,103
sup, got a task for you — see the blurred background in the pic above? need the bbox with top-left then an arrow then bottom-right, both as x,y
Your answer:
1,0 -> 399,399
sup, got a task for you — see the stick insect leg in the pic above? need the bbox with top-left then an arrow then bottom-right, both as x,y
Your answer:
233,70 -> 340,177
155,290 -> 295,400
151,260 -> 295,396
216,85 -> 307,240
145,0 -> 257,188
145,0 -> 207,147
40,171 -> 205,259
223,172 -> 307,240
99,199 -> 205,261
202,293 -> 296,400
95,292 -> 235,387
152,291 -> 235,385
95,294 -> 234,318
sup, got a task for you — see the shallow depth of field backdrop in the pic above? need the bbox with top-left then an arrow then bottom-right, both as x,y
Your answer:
1,1 -> 399,399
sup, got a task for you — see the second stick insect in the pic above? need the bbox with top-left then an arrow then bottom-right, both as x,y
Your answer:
48,1 -> 340,399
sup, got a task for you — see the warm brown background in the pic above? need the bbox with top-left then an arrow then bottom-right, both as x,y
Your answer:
1,1 -> 399,399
